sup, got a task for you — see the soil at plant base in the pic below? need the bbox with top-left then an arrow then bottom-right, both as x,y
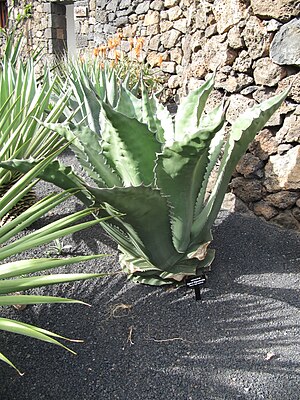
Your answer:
1,149 -> 299,400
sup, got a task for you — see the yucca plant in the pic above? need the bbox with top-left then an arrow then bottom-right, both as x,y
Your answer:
1,74 -> 290,285
0,54 -> 69,222
0,149 -> 114,374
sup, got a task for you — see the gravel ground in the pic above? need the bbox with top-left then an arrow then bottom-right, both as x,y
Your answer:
0,151 -> 299,400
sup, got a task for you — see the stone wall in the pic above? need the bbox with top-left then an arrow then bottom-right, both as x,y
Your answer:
4,0 -> 300,230
4,0 -> 67,66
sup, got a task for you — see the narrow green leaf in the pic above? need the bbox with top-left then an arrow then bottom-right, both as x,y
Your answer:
174,74 -> 215,141
0,318 -> 76,354
0,254 -> 107,279
0,295 -> 90,306
0,352 -> 23,375
0,273 -> 107,294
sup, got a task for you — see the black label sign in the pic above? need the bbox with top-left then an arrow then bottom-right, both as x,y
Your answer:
186,274 -> 206,301
186,275 -> 206,288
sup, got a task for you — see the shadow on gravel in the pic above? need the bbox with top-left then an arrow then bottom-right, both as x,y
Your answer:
0,213 -> 299,400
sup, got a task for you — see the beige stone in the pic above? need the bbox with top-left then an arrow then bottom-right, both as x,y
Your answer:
277,144 -> 293,155
144,10 -> 160,26
265,146 -> 300,191
147,24 -> 160,36
253,201 -> 279,220
89,0 -> 96,11
147,52 -> 164,67
151,0 -> 164,11
187,77 -> 206,92
74,6 -> 88,17
191,31 -> 205,52
265,19 -> 282,32
226,95 -> 255,125
168,75 -> 181,88
189,56 -> 207,79
249,129 -> 278,161
168,6 -> 182,21
233,50 -> 252,73
161,61 -> 176,73
242,16 -> 271,60
277,72 -> 300,103
161,30 -> 181,49
253,58 -> 287,86
276,113 -> 300,144
250,0 -> 300,22
148,35 -> 161,51
170,47 -> 183,64
205,23 -> 218,38
165,0 -> 179,7
228,25 -> 244,49
203,36 -> 237,71
160,20 -> 173,33
122,25 -> 137,38
173,18 -> 187,33
195,6 -> 208,30
215,73 -> 253,93
266,191 -> 299,209
213,0 -> 248,34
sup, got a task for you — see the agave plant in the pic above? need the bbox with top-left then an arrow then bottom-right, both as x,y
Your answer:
1,74 -> 289,286
0,149 -> 114,374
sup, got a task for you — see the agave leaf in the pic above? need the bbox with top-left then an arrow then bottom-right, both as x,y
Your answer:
87,185 -> 181,270
194,105 -> 226,217
68,70 -> 101,134
190,87 -> 290,247
174,73 -> 215,141
100,102 -> 161,186
0,142 -> 70,220
42,122 -> 122,188
141,80 -> 158,133
105,68 -> 120,108
155,103 -> 225,253
115,83 -> 143,120
0,158 -> 92,206
100,218 -> 150,262
147,95 -> 174,145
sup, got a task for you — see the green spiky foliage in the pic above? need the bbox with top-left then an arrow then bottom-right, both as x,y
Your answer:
0,53 -> 69,222
1,74 -> 290,286
0,56 -> 68,188
0,148 -> 114,374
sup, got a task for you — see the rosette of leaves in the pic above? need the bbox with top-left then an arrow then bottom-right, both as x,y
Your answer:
2,74 -> 290,286
0,149 -> 113,374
